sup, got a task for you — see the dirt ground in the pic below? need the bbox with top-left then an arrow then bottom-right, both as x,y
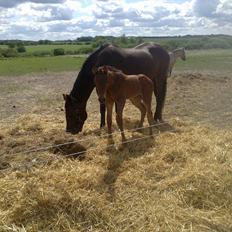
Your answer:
0,70 -> 232,129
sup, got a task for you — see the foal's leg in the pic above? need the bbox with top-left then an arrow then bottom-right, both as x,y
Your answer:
106,100 -> 114,138
130,96 -> 146,128
100,102 -> 106,128
143,92 -> 155,135
115,99 -> 126,142
145,104 -> 154,135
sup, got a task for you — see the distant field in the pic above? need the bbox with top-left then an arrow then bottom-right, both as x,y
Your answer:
26,44 -> 90,52
0,56 -> 85,76
0,44 -> 92,57
0,44 -> 91,51
174,49 -> 232,73
0,49 -> 231,76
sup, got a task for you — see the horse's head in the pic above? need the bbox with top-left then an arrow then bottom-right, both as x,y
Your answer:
92,66 -> 109,103
63,94 -> 87,134
181,48 -> 186,61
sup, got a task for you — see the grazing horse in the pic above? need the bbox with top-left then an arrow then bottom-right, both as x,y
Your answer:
63,43 -> 170,134
168,47 -> 186,76
93,65 -> 154,141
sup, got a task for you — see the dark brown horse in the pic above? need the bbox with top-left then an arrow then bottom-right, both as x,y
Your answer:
94,65 -> 154,141
63,43 -> 170,134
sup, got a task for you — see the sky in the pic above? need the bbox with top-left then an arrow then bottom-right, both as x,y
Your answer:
0,0 -> 231,40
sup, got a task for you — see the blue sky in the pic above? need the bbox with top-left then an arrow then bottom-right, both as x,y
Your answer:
0,0 -> 231,40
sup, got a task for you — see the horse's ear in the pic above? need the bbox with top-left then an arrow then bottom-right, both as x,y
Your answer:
63,94 -> 67,101
92,66 -> 97,75
63,94 -> 70,101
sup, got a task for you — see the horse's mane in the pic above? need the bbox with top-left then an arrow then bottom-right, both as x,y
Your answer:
70,43 -> 110,100
173,47 -> 185,52
80,43 -> 111,75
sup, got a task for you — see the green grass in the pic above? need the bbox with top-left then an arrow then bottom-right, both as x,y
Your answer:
25,44 -> 91,54
0,56 -> 86,76
175,49 -> 232,73
0,44 -> 91,50
0,44 -> 92,56
0,49 -> 231,76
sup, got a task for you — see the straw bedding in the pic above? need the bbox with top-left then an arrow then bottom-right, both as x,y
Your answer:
0,113 -> 232,232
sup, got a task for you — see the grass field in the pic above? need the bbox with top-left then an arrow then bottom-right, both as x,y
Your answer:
0,44 -> 91,51
0,49 -> 232,76
0,56 -> 86,76
175,49 -> 232,73
26,44 -> 91,53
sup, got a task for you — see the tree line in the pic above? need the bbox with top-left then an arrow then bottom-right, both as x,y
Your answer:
0,34 -> 231,58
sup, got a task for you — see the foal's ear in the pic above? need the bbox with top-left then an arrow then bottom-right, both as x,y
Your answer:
103,65 -> 108,74
92,66 -> 97,75
107,70 -> 114,81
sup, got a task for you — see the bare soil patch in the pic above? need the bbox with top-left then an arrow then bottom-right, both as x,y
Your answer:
0,71 -> 231,129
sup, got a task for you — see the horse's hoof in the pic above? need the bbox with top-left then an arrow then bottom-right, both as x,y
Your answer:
154,119 -> 164,124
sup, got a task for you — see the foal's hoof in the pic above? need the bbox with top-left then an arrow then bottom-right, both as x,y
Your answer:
107,136 -> 114,145
118,142 -> 126,151
135,124 -> 144,133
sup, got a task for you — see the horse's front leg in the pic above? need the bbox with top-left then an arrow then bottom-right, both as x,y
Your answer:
100,102 -> 106,128
115,99 -> 126,142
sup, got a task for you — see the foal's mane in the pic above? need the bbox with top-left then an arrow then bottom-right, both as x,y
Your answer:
96,65 -> 123,75
105,65 -> 122,73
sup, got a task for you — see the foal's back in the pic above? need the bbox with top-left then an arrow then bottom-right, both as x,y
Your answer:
112,71 -> 153,100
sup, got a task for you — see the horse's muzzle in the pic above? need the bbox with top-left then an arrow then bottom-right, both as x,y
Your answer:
98,97 -> 105,104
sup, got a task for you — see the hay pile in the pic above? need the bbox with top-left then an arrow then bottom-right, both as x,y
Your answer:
0,113 -> 232,232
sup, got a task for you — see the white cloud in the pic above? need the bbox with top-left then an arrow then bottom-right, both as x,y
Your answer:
0,0 -> 64,8
194,0 -> 219,17
32,5 -> 74,21
0,0 -> 231,40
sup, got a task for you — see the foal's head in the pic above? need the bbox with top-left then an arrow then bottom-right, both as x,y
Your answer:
93,66 -> 122,102
93,66 -> 110,103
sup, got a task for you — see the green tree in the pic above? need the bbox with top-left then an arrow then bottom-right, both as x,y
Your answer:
53,48 -> 65,56
17,46 -> 26,53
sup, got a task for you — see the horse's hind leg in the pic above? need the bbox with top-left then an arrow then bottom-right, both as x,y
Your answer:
154,79 -> 167,122
130,97 -> 146,128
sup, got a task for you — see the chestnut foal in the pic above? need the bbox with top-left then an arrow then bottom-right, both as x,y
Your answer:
93,65 -> 154,141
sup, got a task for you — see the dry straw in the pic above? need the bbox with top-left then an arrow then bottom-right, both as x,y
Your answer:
0,112 -> 232,232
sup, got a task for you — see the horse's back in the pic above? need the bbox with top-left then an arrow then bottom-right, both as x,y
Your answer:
96,45 -> 154,77
95,43 -> 170,84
